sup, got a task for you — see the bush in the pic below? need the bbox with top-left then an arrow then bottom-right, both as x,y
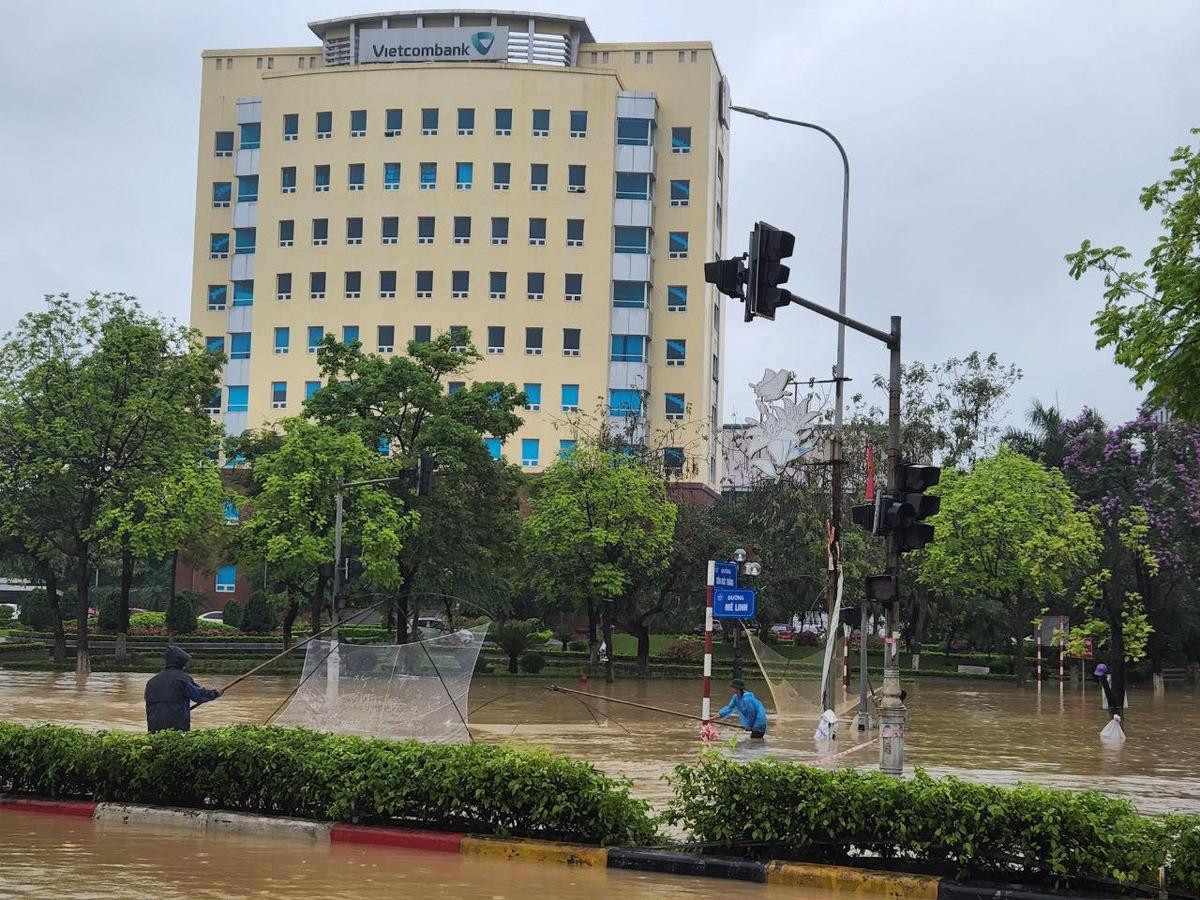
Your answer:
96,590 -> 121,632
165,592 -> 199,635
17,589 -> 55,631
0,722 -> 656,846
660,638 -> 704,662
221,600 -> 244,630
129,611 -> 166,630
518,651 -> 546,674
793,631 -> 820,646
240,592 -> 277,634
0,605 -> 12,625
567,640 -> 588,652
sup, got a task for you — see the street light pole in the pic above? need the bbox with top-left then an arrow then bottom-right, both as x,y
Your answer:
731,105 -> 851,715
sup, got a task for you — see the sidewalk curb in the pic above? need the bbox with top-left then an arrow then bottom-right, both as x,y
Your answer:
93,803 -> 333,842
331,823 -> 463,853
0,797 -> 97,818
462,835 -> 608,867
767,860 -> 939,898
607,848 -> 767,883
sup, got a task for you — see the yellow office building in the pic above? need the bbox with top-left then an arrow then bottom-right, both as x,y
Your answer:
191,10 -> 730,491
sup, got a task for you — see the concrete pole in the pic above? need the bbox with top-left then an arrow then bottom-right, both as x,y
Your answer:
327,486 -> 344,705
701,561 -> 715,723
1036,618 -> 1043,684
878,316 -> 906,776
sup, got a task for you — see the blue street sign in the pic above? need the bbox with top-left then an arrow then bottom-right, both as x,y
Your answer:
714,588 -> 757,619
712,561 -> 739,590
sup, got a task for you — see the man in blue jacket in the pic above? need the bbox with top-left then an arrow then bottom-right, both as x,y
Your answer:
718,678 -> 769,739
144,646 -> 221,733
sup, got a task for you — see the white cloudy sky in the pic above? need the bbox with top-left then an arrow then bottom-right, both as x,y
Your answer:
1,1 -> 1196,429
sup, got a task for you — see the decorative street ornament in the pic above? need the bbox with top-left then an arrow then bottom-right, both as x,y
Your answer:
721,369 -> 824,489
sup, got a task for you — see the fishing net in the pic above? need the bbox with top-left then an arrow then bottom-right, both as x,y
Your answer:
272,623 -> 490,743
743,627 -> 823,721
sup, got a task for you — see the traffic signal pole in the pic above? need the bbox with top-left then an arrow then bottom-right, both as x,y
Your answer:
879,315 -> 907,776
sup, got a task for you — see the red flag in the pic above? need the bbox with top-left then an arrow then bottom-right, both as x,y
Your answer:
866,445 -> 876,501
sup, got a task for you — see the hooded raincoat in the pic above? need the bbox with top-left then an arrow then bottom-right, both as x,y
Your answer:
144,646 -> 220,733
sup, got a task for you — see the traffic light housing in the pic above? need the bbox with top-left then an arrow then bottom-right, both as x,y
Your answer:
849,463 -> 940,552
747,221 -> 795,321
703,255 -> 746,303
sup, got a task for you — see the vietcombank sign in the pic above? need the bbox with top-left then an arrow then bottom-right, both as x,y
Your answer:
357,27 -> 509,63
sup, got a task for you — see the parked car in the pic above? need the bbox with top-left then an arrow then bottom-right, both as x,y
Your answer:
769,624 -> 795,641
416,617 -> 447,639
198,611 -> 224,624
691,621 -> 724,636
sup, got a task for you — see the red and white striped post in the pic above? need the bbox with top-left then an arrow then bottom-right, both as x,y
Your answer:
1035,618 -> 1043,682
702,560 -> 715,723
842,624 -> 850,688
1058,615 -> 1065,681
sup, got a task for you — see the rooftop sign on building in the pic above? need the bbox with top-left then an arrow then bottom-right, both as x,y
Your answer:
356,26 -> 509,64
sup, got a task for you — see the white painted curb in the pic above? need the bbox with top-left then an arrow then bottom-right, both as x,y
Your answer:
94,803 -> 333,842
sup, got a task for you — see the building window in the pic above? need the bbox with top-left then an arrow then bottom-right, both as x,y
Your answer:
487,326 -> 505,354
521,438 -> 540,467
667,284 -> 688,311
566,219 -> 584,247
215,565 -> 237,593
567,165 -> 586,193
530,163 -> 548,191
421,107 -> 438,135
385,108 -> 403,136
666,338 -> 687,365
525,326 -> 543,355
489,271 -> 507,300
664,447 -> 684,473
493,162 -> 510,190
670,179 -> 690,206
484,437 -> 502,460
226,385 -> 249,413
669,231 -> 689,258
307,326 -> 324,352
420,161 -> 437,189
312,218 -> 328,246
214,131 -> 234,157
560,384 -> 580,411
418,216 -> 435,244
207,284 -> 227,310
615,172 -> 650,200
559,439 -> 577,459
526,272 -> 545,300
209,233 -> 229,259
232,280 -> 254,307
271,381 -> 287,409
274,326 -> 290,354
316,111 -> 332,139
415,270 -> 433,298
276,273 -> 292,301
564,273 -> 582,302
278,219 -> 294,247
234,227 -> 256,255
523,383 -> 541,410
531,108 -> 550,136
309,272 -> 326,299
342,325 -> 359,345
453,216 -> 472,244
344,270 -> 361,299
457,107 -> 475,135
281,167 -> 296,194
349,109 -> 366,137
614,226 -> 649,254
212,182 -> 231,208
345,218 -> 363,245
205,335 -> 225,356
452,270 -> 470,298
203,389 -> 221,413
494,108 -> 512,135
377,325 -> 395,353
239,122 -> 260,150
609,388 -> 643,417
611,334 -> 646,363
666,393 -> 685,420
717,150 -> 725,185
383,161 -> 401,190
381,216 -> 399,245
449,325 -> 468,351
314,165 -> 330,192
528,218 -> 546,245
563,328 -> 581,356
379,270 -> 397,298
671,127 -> 692,154
305,381 -> 320,400
491,217 -> 509,245
456,161 -> 473,190
616,118 -> 651,146
569,110 -> 588,137
348,163 -> 365,191
613,281 -> 648,308
633,51 -> 641,64
413,325 -> 431,343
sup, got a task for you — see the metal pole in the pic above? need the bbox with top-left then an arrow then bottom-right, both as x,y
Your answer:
702,561 -> 715,723
327,486 -> 345,704
857,602 -> 870,730
1036,618 -> 1043,684
878,315 -> 906,776
842,624 -> 850,688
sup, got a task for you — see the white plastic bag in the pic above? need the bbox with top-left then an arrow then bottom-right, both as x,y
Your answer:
813,709 -> 838,741
1100,714 -> 1126,742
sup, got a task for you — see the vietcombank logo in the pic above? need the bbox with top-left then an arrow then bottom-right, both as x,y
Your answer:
357,26 -> 509,64
471,32 -> 495,54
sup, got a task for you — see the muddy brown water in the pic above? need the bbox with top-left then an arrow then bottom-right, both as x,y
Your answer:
0,671 -> 1197,815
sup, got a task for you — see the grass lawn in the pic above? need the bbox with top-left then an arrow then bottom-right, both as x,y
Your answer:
609,633 -> 825,662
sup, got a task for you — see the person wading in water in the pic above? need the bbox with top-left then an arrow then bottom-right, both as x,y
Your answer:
718,678 -> 769,739
144,646 -> 221,733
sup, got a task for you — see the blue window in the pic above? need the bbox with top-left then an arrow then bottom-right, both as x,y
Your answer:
348,163 -> 365,190
670,179 -> 690,205
456,161 -> 473,189
565,273 -> 582,300
528,218 -> 546,243
223,498 -> 238,523
282,113 -> 298,140
569,110 -> 587,136
382,217 -> 399,241
312,218 -> 328,243
226,385 -> 249,413
204,390 -> 221,413
664,447 -> 685,471
614,226 -> 649,254
314,165 -> 330,190
448,381 -> 465,396
315,110 -> 332,138
207,285 -> 227,309
234,228 -> 256,255
305,380 -> 320,399
380,270 -> 397,295
454,217 -> 471,242
669,232 -> 689,258
212,182 -> 231,206
229,332 -> 251,360
671,126 -> 692,153
281,167 -> 296,192
530,163 -> 548,190
239,122 -> 260,150
418,216 -> 435,242
377,436 -> 390,455
490,271 -> 507,296
237,175 -> 258,202
568,165 -> 586,191
667,338 -> 687,364
215,565 -> 236,593
210,233 -> 229,257
613,281 -> 648,308
493,162 -> 510,189
616,118 -> 651,146
523,383 -> 542,409
385,108 -> 403,135
615,173 -> 650,200
494,108 -> 512,134
667,285 -> 688,311
666,393 -> 686,418
345,218 -> 363,243
453,271 -> 470,295
307,325 -> 324,352
273,327 -> 289,353
527,272 -> 545,298
611,335 -> 646,362
278,220 -> 294,244
310,271 -> 326,296
457,107 -> 475,133
342,325 -> 359,345
521,438 -> 540,467
532,109 -> 550,134
421,107 -> 438,134
344,270 -> 361,296
563,328 -> 581,353
214,131 -> 233,156
205,336 -> 224,355
223,452 -> 246,469
484,437 -> 502,460
559,439 -> 577,459
350,109 -> 366,136
560,384 -> 580,411
415,271 -> 433,295
271,381 -> 287,406
567,219 -> 584,245
609,389 -> 642,417
420,161 -> 437,188
492,217 -> 509,243
377,324 -> 395,351
384,162 -> 401,189
232,280 -> 253,306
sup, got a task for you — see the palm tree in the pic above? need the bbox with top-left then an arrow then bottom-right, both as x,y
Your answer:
1003,399 -> 1070,468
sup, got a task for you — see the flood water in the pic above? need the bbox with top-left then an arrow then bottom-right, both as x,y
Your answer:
1,671 -> 1198,814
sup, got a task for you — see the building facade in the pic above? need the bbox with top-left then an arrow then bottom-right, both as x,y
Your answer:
191,10 -> 730,507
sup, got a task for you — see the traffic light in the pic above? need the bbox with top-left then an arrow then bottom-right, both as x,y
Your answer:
893,463 -> 940,552
703,255 -> 746,302
746,221 -> 795,321
417,453 -> 435,497
864,574 -> 898,603
851,491 -> 884,535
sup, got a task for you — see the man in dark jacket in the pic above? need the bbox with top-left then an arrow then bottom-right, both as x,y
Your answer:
144,646 -> 221,733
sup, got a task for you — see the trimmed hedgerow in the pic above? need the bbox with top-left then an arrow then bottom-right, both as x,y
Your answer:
664,754 -> 1198,894
0,722 -> 654,846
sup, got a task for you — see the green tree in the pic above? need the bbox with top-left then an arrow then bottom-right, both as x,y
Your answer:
240,591 -> 278,635
1067,129 -> 1200,421
918,447 -> 1101,683
1002,399 -> 1071,468
523,444 -> 676,682
166,591 -> 199,635
492,619 -> 551,673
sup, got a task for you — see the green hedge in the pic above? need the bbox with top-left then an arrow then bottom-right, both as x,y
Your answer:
664,754 -> 1198,894
0,643 -> 43,655
0,723 -> 654,846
